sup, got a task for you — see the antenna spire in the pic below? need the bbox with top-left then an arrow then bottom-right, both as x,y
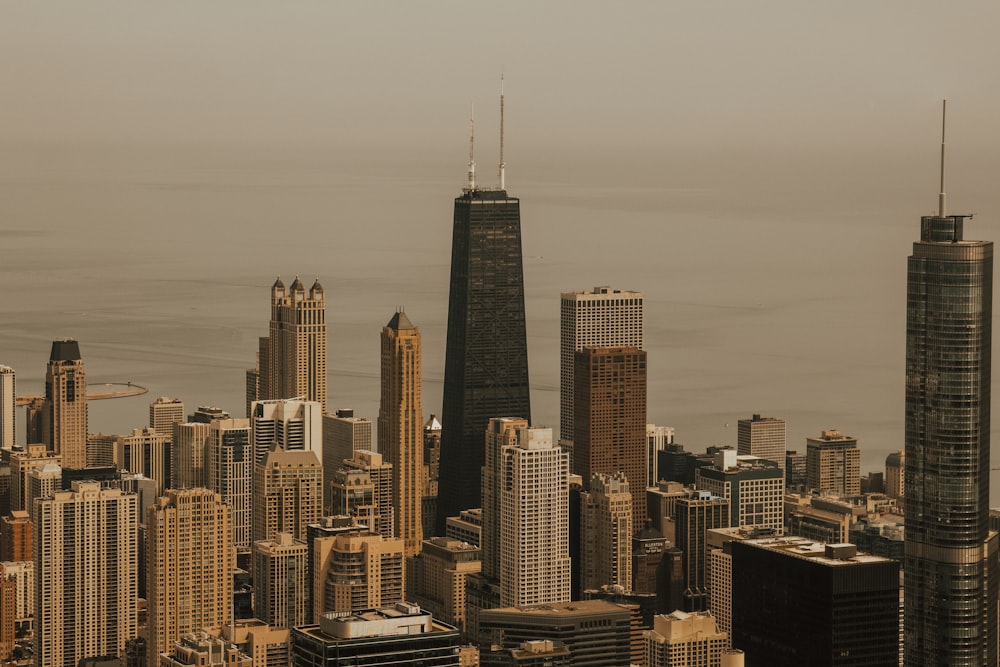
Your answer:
467,104 -> 476,190
939,99 -> 947,218
499,69 -> 506,190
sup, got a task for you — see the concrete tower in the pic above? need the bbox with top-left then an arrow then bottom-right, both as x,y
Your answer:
0,367 -> 14,450
377,311 -> 423,557
42,340 -> 87,469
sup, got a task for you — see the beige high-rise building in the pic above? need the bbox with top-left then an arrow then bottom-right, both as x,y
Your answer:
736,415 -> 786,471
215,620 -> 290,667
0,366 -> 14,450
560,287 -> 644,451
581,472 -> 633,592
26,463 -> 62,512
407,537 -> 481,636
885,450 -> 904,502
146,488 -> 234,667
312,531 -> 405,618
160,633 -> 252,667
377,311 -> 423,557
34,482 -> 138,667
207,419 -> 252,549
482,417 -> 529,581
149,397 -> 185,436
330,450 -> 393,539
253,448 -> 322,543
252,533 -> 309,631
644,611 -> 728,667
499,426 -> 571,608
806,429 -> 861,497
321,410 -> 372,512
173,422 -> 212,489
42,340 -> 88,470
113,427 -> 172,496
10,445 -> 60,512
256,277 -> 328,412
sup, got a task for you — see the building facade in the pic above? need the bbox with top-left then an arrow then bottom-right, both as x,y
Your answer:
0,367 -> 13,450
580,472 -> 633,592
644,611 -> 728,667
252,533 -> 309,631
206,419 -> 253,549
805,430 -> 860,497
694,452 -> 784,533
736,415 -> 785,471
42,340 -> 88,469
675,492 -> 729,612
149,397 -> 185,437
250,398 -> 322,463
253,448 -> 322,543
321,410 -> 371,512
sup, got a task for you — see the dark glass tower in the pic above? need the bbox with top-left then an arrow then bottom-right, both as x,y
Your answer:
904,112 -> 997,664
435,187 -> 531,534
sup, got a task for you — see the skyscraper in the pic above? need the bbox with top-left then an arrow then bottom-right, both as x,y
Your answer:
42,340 -> 87,469
255,277 -> 328,411
377,311 -> 423,557
904,102 -> 997,667
580,471 -> 633,592
253,448 -> 323,543
736,414 -> 785,471
0,367 -> 14,450
675,491 -> 729,612
574,346 -> 648,527
206,419 -> 253,549
436,92 -> 531,533
149,397 -> 184,436
321,409 -> 372,511
805,429 -> 860,497
250,398 -> 322,463
113,427 -> 172,496
34,482 -> 138,667
330,450 -> 394,539
560,287 -> 644,450
172,421 -> 212,489
252,532 -> 309,631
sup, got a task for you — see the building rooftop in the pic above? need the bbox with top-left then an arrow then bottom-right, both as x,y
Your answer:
742,536 -> 896,566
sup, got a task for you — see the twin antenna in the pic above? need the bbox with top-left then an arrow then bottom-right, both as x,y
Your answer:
466,71 -> 506,192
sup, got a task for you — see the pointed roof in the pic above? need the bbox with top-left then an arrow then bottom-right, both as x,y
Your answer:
311,277 -> 324,292
386,310 -> 416,331
272,276 -> 285,289
289,276 -> 304,291
424,414 -> 442,431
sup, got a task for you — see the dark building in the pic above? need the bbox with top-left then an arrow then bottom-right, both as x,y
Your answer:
436,185 -> 531,535
732,537 -> 899,667
631,520 -> 667,595
674,491 -> 728,612
784,450 -> 807,489
478,600 -> 631,667
904,105 -> 997,667
481,640 -> 571,667
573,346 -> 647,527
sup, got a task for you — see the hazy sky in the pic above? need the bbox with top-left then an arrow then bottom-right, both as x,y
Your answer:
5,2 -> 1000,174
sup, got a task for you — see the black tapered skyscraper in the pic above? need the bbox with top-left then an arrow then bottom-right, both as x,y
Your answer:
435,87 -> 531,534
904,101 -> 997,666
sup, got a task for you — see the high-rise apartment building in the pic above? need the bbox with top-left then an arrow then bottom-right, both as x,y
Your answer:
437,144 -> 532,533
0,367 -> 14,450
580,472 -> 633,592
736,414 -> 785,471
377,311 -> 423,557
482,417 -> 528,582
695,451 -> 784,533
113,427 -> 172,496
805,429 -> 860,497
146,488 -> 234,667
561,287 -> 644,450
731,537 -> 898,666
255,277 -> 327,411
42,340 -> 88,469
574,346 -> 647,528
206,419 -> 252,549
253,448 -> 323,543
0,511 -> 31,563
172,422 -> 211,490
321,409 -> 371,511
407,537 -> 481,636
329,450 -> 393,539
26,463 -> 62,512
498,426 -> 570,607
644,611 -> 728,667
905,109 -> 997,667
10,444 -> 60,512
252,532 -> 309,631
250,398 -> 321,463
34,482 -> 137,667
675,491 -> 729,612
884,450 -> 904,502
313,531 -> 405,616
149,397 -> 184,436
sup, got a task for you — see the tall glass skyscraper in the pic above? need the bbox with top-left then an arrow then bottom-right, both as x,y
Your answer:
436,186 -> 531,534
904,119 -> 997,663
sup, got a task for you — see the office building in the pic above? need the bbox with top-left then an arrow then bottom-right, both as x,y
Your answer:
445,508 -> 482,547
574,346 -> 648,528
312,531 -> 405,616
113,427 -> 172,496
253,448 -> 323,543
884,450 -> 904,502
0,560 -> 33,633
255,276 -> 327,411
149,398 -> 184,437
292,603 -> 460,667
10,444 -> 61,512
675,491 -> 729,612
27,462 -> 62,511
205,419 -> 252,548
784,450 -> 807,488
805,429 -> 860,497
321,410 -> 371,511
214,620 -> 290,667
377,311 -> 424,556
633,520 -> 668,595
42,340 -> 88,470
250,398 -> 321,464
498,426 -> 570,607
694,451 -> 784,533
904,115 -> 997,666
646,424 -> 675,485
731,537 -> 899,666
436,124 -> 532,534
188,405 -> 229,424
644,611 -> 728,667
407,536 -> 481,635
482,417 -> 528,581
172,422 -> 211,489
0,367 -> 13,450
252,532 -> 309,630
146,488 -> 234,667
0,511 -> 31,563
34,482 -> 137,667
560,287 -> 644,451
736,415 -> 785,471
86,433 -> 116,468
422,415 -> 442,539
160,633 -> 251,667
329,450 -> 393,539
580,472 -> 633,592
478,600 -> 632,667
481,640 -> 571,667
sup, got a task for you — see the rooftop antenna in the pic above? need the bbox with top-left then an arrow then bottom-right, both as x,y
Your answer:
467,104 -> 476,190
939,99 -> 947,218
499,69 -> 506,190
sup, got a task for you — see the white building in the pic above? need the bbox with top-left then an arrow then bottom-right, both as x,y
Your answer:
646,424 -> 676,485
250,398 -> 322,463
736,414 -> 786,471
